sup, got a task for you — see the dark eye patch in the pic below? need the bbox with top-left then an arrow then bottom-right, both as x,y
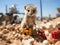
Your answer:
27,10 -> 30,12
33,10 -> 36,13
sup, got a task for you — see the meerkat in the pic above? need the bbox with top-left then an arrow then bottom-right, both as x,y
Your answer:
20,4 -> 37,31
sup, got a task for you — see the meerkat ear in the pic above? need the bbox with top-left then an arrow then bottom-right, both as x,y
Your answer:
24,6 -> 26,9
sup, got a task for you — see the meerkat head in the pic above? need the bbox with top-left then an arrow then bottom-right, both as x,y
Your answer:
24,4 -> 37,15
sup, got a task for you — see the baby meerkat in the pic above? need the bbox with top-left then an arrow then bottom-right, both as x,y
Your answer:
20,4 -> 37,31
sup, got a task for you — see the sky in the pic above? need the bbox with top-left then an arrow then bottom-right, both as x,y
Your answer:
0,0 -> 60,18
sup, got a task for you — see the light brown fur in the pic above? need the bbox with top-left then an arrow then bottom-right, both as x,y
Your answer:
20,4 -> 37,31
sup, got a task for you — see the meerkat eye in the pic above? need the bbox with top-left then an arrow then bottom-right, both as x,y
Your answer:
33,10 -> 36,13
27,10 -> 30,12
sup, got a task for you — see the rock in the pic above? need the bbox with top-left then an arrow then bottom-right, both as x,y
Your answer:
42,40 -> 50,45
3,29 -> 9,34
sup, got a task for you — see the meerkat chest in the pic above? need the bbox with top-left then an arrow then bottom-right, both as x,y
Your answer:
27,16 -> 35,19
27,16 -> 35,24
27,16 -> 34,22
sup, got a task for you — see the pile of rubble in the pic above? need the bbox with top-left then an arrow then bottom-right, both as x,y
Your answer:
0,24 -> 43,45
0,17 -> 60,45
0,24 -> 22,45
